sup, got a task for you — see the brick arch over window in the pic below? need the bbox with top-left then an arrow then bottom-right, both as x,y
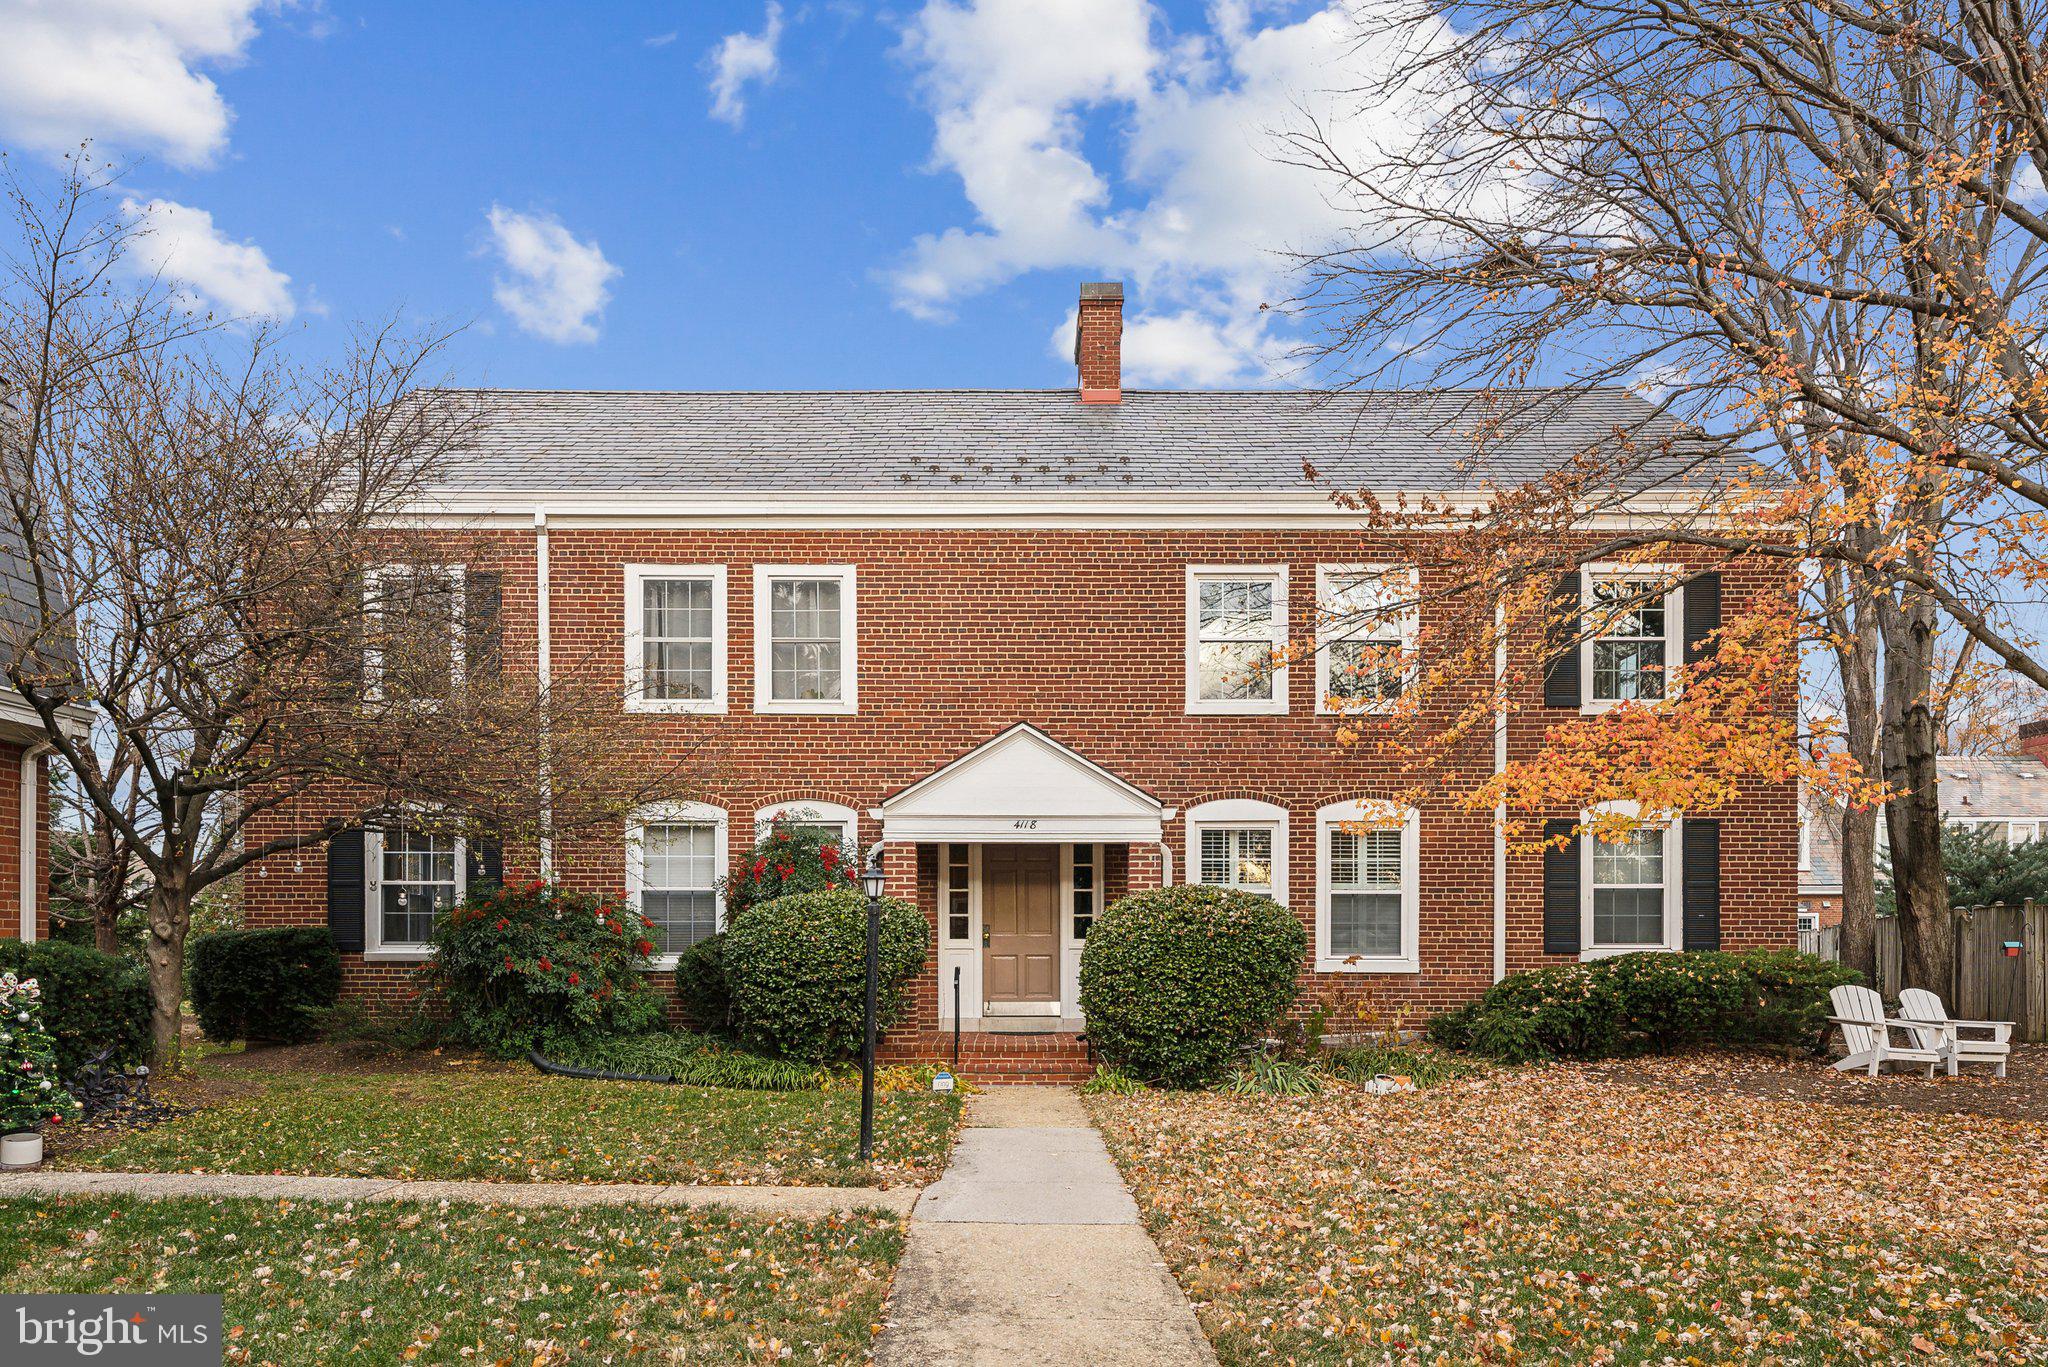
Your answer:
745,790 -> 870,849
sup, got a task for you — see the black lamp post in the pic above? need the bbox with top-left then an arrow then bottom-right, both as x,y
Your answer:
858,852 -> 887,1164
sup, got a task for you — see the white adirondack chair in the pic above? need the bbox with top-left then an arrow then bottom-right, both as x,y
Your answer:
1828,984 -> 1950,1078
1898,987 -> 2012,1079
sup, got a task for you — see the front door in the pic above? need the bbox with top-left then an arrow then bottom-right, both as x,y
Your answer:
981,844 -> 1061,1013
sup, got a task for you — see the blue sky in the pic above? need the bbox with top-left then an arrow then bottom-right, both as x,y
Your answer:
0,1 -> 1390,391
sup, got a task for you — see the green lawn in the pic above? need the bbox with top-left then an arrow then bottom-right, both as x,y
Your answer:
62,1058 -> 961,1188
0,1195 -> 900,1364
1091,1056 -> 2048,1364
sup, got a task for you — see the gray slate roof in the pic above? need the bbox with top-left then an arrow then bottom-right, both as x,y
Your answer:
1937,756 -> 2048,819
430,387 -> 1716,494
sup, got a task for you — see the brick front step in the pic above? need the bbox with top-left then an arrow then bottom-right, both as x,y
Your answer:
881,1029 -> 1096,1084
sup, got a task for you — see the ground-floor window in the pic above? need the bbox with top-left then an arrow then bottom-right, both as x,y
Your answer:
628,802 -> 727,961
369,827 -> 464,953
1315,800 -> 1419,973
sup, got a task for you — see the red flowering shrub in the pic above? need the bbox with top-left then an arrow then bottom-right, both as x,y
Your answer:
719,815 -> 861,924
420,882 -> 663,1058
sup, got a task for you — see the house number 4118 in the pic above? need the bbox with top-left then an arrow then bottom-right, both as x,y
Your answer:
1012,819 -> 1038,829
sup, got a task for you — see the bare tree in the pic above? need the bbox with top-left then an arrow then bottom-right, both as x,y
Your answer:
1278,0 -> 2048,992
0,159 -> 715,1065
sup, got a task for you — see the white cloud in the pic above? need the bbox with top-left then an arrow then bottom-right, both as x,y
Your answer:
0,0 -> 268,168
707,3 -> 786,127
891,0 -> 1463,382
122,197 -> 294,320
483,206 -> 620,345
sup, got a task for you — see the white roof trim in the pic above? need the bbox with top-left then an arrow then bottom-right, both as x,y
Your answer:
875,723 -> 1169,844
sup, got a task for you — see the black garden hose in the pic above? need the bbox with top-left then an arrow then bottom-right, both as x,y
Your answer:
528,1047 -> 674,1085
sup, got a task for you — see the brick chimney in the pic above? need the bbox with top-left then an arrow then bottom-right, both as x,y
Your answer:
1074,281 -> 1123,404
2019,717 -> 2048,767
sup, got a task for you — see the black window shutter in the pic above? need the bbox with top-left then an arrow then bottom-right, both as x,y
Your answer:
466,839 -> 504,892
1683,572 -> 1722,667
465,570 -> 503,688
1542,818 -> 1581,955
1543,572 -> 1583,708
1682,818 -> 1721,951
326,828 -> 367,953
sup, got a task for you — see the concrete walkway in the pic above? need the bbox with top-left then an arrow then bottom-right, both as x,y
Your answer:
878,1087 -> 1214,1366
0,1169 -> 916,1216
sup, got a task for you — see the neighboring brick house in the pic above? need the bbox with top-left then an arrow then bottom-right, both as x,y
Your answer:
241,282 -> 1798,1079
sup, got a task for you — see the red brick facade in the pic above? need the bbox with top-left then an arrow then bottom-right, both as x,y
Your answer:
0,738 -> 52,943
240,524 -> 1798,1067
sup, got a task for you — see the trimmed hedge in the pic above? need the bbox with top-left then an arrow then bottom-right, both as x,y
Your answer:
721,888 -> 928,1065
0,940 -> 150,1076
672,933 -> 732,1035
188,928 -> 343,1045
420,881 -> 666,1059
1078,885 -> 1307,1088
1426,948 -> 1860,1063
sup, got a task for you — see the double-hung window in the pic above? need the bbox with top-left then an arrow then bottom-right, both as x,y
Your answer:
1316,565 -> 1416,713
1581,804 -> 1679,955
365,565 -> 464,704
367,826 -> 464,955
1187,799 -> 1288,903
628,802 -> 727,961
1583,573 -> 1675,708
753,801 -> 859,858
1315,800 -> 1419,972
625,566 -> 726,713
754,566 -> 857,714
1186,566 -> 1288,714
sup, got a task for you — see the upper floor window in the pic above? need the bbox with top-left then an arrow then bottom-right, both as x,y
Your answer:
1315,800 -> 1419,973
366,564 -> 465,703
368,826 -> 464,954
1316,565 -> 1416,714
625,566 -> 727,713
754,566 -> 857,714
628,801 -> 727,962
1583,571 -> 1675,707
1186,566 -> 1288,715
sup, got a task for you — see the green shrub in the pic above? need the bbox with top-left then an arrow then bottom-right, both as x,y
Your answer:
1428,949 -> 1861,1064
420,881 -> 665,1059
0,940 -> 150,1076
545,1029 -> 827,1091
1078,885 -> 1307,1089
672,933 -> 732,1035
721,888 -> 928,1065
721,816 -> 863,924
1326,1045 -> 1479,1089
188,928 -> 342,1045
1079,1064 -> 1146,1096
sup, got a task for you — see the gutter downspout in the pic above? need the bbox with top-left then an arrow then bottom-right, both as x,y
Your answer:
19,741 -> 50,943
1492,603 -> 1508,983
535,510 -> 555,879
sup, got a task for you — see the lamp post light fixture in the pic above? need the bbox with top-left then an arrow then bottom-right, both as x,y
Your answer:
858,851 -> 887,1164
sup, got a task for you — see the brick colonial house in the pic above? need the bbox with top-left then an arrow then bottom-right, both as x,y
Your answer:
242,283 -> 1797,1079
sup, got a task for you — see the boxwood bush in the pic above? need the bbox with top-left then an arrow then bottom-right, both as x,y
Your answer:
188,928 -> 343,1045
1426,948 -> 1860,1063
420,881 -> 665,1058
0,940 -> 150,1076
1078,885 -> 1307,1088
672,932 -> 732,1035
721,888 -> 927,1064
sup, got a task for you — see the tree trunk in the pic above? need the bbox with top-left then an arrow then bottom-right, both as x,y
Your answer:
1838,802 -> 1878,983
1879,590 -> 1952,995
143,878 -> 192,1071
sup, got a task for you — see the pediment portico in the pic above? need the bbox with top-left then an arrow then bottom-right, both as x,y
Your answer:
873,723 -> 1172,844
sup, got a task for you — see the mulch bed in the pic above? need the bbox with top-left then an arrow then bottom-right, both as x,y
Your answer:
1590,1044 -> 2047,1123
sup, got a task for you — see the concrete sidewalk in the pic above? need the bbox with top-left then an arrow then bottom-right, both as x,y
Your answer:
0,1169 -> 917,1216
877,1087 -> 1214,1366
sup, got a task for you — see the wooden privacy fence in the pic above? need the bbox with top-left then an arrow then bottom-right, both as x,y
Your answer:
1802,902 -> 2047,1043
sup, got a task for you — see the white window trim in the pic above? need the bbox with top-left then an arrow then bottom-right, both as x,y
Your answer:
1314,799 -> 1419,973
1062,841 -> 1104,948
752,800 -> 859,850
941,842 -> 980,946
1185,565 -> 1289,715
1579,563 -> 1681,716
1797,909 -> 1820,933
1314,564 -> 1417,716
363,824 -> 467,961
364,563 -> 466,705
752,564 -> 858,715
624,564 -> 727,714
1580,801 -> 1683,959
1186,798 -> 1288,904
626,800 -> 728,969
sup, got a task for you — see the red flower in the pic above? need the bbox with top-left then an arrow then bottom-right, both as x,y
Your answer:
634,938 -> 655,956
753,857 -> 768,877
606,919 -> 621,934
538,957 -> 553,972
640,915 -> 654,929
567,971 -> 580,986
821,845 -> 839,868
504,957 -> 515,971
777,863 -> 794,878
495,918 -> 510,931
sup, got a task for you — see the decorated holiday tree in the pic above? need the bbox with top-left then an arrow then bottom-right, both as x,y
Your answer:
0,972 -> 80,1135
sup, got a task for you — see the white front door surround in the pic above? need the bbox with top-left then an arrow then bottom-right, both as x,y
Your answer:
881,724 -> 1169,1026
